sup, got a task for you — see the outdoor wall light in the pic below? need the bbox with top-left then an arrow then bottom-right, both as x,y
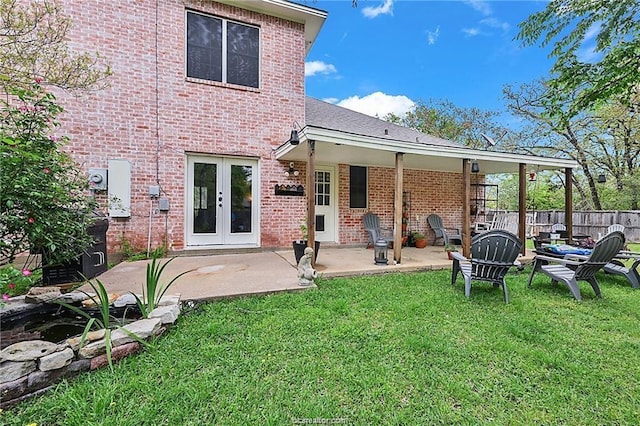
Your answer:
287,121 -> 303,145
598,174 -> 607,183
285,162 -> 299,177
471,162 -> 480,173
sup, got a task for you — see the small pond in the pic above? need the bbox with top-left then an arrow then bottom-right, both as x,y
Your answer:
1,302 -> 141,350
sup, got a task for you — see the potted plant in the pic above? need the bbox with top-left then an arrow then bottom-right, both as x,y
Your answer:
293,220 -> 320,265
402,216 -> 408,232
444,243 -> 459,260
412,232 -> 428,249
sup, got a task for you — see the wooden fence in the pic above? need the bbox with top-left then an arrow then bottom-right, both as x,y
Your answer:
525,210 -> 640,242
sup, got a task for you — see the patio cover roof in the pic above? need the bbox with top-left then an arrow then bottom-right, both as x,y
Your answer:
275,97 -> 579,174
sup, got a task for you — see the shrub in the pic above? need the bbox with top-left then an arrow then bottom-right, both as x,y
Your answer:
0,81 -> 98,268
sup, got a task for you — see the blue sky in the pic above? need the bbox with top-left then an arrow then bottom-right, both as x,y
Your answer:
302,0 -> 581,121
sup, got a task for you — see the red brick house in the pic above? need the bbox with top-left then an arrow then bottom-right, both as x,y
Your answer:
54,0 -> 577,258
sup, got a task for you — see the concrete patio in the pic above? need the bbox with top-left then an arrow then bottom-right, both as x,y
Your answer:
90,245 -> 535,302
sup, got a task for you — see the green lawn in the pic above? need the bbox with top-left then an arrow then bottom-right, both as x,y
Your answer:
5,267 -> 640,425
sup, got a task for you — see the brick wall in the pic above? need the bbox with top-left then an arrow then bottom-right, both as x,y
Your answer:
54,0 -> 307,252
338,165 -> 464,246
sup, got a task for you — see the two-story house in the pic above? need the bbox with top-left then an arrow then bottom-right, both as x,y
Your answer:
55,0 -> 577,257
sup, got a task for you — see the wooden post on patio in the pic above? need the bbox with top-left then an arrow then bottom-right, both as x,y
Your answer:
394,152 -> 404,263
307,140 -> 316,267
518,163 -> 527,255
565,167 -> 573,241
462,159 -> 471,258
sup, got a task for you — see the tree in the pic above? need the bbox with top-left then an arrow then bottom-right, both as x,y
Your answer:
386,99 -> 507,149
517,0 -> 640,117
0,0 -> 110,269
503,81 -> 640,210
0,0 -> 110,95
0,82 -> 97,267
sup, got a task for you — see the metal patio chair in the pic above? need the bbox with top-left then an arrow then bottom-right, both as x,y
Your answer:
450,230 -> 523,303
527,230 -> 625,301
427,214 -> 462,246
362,212 -> 394,248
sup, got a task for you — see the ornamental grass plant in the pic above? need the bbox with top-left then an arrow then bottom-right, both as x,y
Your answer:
5,267 -> 640,425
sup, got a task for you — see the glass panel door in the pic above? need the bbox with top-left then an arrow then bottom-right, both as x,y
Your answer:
187,155 -> 258,247
223,159 -> 257,244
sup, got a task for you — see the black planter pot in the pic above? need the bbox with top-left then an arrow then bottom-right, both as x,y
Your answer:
293,240 -> 320,265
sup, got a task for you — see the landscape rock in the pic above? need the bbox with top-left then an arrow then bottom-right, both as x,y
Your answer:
158,294 -> 181,306
149,305 -> 180,324
0,361 -> 36,384
66,329 -> 106,351
82,293 -> 119,307
1,341 -> 59,362
111,318 -> 162,347
0,375 -> 28,403
55,291 -> 91,304
113,293 -> 139,307
39,348 -> 74,371
90,342 -> 141,370
78,338 -> 107,359
24,287 -> 62,304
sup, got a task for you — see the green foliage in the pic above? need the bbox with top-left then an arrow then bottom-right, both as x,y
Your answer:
132,255 -> 189,318
517,0 -> 640,117
120,236 -> 167,261
411,231 -> 425,240
503,81 -> 640,210
0,265 -> 40,298
0,0 -> 111,95
385,99 -> 506,149
0,82 -> 99,267
55,279 -> 115,369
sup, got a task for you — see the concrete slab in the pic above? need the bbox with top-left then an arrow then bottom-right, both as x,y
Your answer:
84,251 -> 305,302
83,246 -> 535,302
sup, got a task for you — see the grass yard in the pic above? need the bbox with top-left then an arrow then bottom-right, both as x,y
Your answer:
5,267 -> 640,425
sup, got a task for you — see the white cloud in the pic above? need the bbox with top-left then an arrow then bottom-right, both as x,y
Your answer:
305,61 -> 337,77
362,0 -> 394,19
427,26 -> 440,45
577,45 -> 601,63
480,17 -> 510,33
462,27 -> 481,37
583,23 -> 601,41
464,0 -> 492,16
336,92 -> 415,118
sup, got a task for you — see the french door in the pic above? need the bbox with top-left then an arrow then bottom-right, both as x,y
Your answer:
186,155 -> 258,246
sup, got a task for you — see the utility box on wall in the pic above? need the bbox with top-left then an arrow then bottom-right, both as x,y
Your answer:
88,168 -> 108,191
108,159 -> 131,218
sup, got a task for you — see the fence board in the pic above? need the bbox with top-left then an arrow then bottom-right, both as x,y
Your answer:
527,210 -> 640,242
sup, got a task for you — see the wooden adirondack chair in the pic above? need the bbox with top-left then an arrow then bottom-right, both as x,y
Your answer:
450,230 -> 523,303
527,231 -> 625,300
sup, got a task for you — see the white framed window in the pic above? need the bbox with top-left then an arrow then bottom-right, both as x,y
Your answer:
186,10 -> 259,88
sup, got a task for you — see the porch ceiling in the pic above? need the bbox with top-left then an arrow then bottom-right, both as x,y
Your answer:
275,127 -> 579,175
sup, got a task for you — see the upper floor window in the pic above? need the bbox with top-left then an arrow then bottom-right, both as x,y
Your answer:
186,11 -> 259,88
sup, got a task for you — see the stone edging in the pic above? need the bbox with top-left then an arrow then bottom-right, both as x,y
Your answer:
0,293 -> 181,408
